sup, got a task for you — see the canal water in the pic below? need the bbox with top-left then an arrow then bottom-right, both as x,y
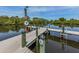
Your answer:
45,25 -> 79,53
49,25 -> 79,42
0,25 -> 24,41
45,35 -> 79,53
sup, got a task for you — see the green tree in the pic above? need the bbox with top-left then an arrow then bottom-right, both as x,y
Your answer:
59,17 -> 66,21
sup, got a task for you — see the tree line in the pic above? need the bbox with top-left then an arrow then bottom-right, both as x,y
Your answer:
0,16 -> 26,25
52,18 -> 79,26
0,16 -> 79,26
0,16 -> 49,26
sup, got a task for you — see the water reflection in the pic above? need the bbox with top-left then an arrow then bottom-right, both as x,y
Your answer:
46,24 -> 79,53
45,34 -> 79,53
0,25 -> 24,41
0,25 -> 24,32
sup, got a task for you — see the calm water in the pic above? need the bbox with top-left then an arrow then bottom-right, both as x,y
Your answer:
49,25 -> 79,42
45,35 -> 79,53
0,25 -> 24,41
45,25 -> 79,53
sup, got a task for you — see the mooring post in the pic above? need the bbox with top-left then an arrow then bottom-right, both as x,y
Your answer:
36,27 -> 39,53
48,24 -> 51,35
60,24 -> 65,40
60,24 -> 65,50
21,31 -> 27,48
39,34 -> 45,53
44,29 -> 48,44
61,24 -> 65,34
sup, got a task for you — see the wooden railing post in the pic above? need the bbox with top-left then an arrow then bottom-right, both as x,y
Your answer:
45,29 -> 49,43
60,24 -> 65,50
61,24 -> 65,34
39,34 -> 45,53
22,31 -> 27,48
36,27 -> 39,53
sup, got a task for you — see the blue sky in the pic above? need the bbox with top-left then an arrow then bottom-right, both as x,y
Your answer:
0,6 -> 79,20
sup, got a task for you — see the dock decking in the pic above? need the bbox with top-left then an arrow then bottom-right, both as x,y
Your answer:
0,28 -> 46,53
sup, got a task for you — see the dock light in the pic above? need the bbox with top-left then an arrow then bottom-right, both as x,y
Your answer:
61,24 -> 65,33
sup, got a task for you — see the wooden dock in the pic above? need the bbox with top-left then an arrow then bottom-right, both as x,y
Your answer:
48,28 -> 79,36
0,28 -> 46,53
0,27 -> 79,53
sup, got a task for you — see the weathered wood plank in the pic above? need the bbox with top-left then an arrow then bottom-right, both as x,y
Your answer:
0,35 -> 22,53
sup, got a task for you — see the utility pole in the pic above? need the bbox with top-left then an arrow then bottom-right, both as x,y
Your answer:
24,6 -> 29,20
24,6 -> 28,17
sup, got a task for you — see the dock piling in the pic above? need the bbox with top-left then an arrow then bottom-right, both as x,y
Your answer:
39,34 -> 45,53
22,31 -> 27,48
36,27 -> 39,53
